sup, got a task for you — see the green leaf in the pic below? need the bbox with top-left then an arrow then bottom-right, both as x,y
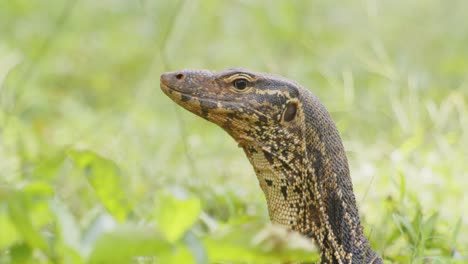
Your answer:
0,207 -> 20,249
421,212 -> 438,244
450,217 -> 462,246
10,243 -> 32,264
155,195 -> 201,243
393,213 -> 417,245
203,223 -> 319,263
58,245 -> 85,264
398,170 -> 406,201
160,245 -> 196,264
33,152 -> 66,180
22,181 -> 54,197
87,226 -> 174,263
68,149 -> 132,222
1,183 -> 55,255
7,192 -> 49,253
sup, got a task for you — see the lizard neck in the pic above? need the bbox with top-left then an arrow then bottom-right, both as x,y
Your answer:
243,143 -> 380,264
242,92 -> 382,263
299,92 -> 381,263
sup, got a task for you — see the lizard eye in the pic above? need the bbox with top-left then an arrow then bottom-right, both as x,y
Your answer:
232,79 -> 249,91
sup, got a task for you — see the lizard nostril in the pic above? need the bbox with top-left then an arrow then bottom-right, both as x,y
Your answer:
175,73 -> 185,80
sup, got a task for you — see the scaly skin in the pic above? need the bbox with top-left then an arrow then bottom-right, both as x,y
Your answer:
160,68 -> 382,263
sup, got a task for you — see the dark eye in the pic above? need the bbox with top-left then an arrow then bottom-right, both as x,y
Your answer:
233,79 -> 248,91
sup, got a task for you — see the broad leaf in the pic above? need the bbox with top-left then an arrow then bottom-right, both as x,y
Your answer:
68,149 -> 132,222
87,226 -> 179,263
155,195 -> 201,243
204,222 -> 319,263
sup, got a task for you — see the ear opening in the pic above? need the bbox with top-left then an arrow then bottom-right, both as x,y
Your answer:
282,101 -> 298,122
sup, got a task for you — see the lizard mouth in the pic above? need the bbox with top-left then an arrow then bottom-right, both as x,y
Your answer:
160,82 -> 201,103
160,81 -> 181,95
160,82 -> 237,105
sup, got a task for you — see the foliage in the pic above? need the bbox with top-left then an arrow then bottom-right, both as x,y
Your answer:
0,0 -> 467,263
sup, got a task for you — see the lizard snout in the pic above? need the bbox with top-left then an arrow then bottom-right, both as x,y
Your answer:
160,71 -> 185,87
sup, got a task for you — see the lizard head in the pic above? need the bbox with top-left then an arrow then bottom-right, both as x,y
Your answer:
161,68 -> 311,230
160,68 -> 305,147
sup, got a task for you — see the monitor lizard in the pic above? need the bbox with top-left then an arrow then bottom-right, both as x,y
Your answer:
160,68 -> 382,263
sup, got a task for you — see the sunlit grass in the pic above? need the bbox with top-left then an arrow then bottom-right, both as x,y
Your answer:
0,0 -> 467,263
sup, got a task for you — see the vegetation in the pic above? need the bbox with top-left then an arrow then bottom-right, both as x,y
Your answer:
0,0 -> 466,263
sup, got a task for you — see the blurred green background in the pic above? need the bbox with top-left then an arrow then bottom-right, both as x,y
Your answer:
0,0 -> 467,263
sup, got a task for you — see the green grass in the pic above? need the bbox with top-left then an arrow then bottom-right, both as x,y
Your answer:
0,0 -> 467,263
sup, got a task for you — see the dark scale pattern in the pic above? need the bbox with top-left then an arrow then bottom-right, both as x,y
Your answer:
160,68 -> 383,264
